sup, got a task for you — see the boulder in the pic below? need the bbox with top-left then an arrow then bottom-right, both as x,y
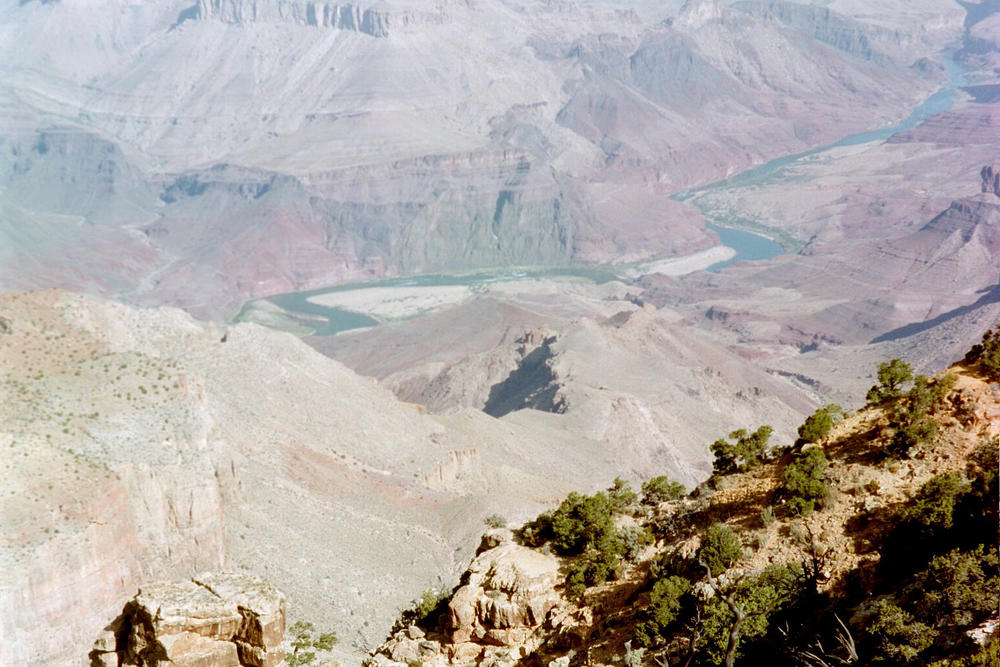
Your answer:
445,540 -> 562,652
91,573 -> 285,667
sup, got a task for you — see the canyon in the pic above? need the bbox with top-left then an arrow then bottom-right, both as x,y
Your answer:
1,0 -> 999,665
0,0 -> 967,318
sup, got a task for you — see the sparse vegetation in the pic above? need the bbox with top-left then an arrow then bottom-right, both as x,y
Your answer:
640,476 -> 686,505
780,447 -> 829,515
710,425 -> 773,475
697,523 -> 743,576
866,358 -> 914,405
483,513 -> 507,529
286,621 -> 337,667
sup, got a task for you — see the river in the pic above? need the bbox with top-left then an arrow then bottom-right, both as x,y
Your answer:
235,52 -> 968,335
678,50 -> 968,272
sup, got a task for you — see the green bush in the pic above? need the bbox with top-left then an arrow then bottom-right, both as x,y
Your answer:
619,524 -> 654,562
483,513 -> 507,529
867,599 -> 936,663
866,359 -> 913,405
882,472 -> 973,574
697,564 -> 805,665
903,472 -> 969,533
781,447 -> 829,515
965,324 -> 1000,380
888,374 -> 954,457
640,476 -> 686,505
538,491 -> 629,596
797,404 -> 843,444
698,523 -> 743,575
711,425 -> 773,475
393,589 -> 450,634
550,492 -> 615,555
913,545 -> 1000,628
607,477 -> 638,512
516,511 -> 553,547
633,575 -> 692,647
563,532 -> 625,598
286,621 -> 337,667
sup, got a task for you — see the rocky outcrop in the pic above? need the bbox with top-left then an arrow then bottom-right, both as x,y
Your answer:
982,163 -> 1000,197
90,573 -> 285,667
483,333 -> 565,418
195,0 -> 450,36
368,530 -> 586,666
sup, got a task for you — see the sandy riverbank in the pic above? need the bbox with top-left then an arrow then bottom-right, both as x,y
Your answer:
307,284 -> 475,320
624,245 -> 735,278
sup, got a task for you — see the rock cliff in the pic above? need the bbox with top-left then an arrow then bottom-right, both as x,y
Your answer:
90,573 -> 285,667
369,530 -> 587,666
196,0 -> 451,36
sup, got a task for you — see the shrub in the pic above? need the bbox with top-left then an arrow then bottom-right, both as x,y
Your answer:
634,575 -> 692,647
797,404 -> 843,444
913,545 -> 1000,628
903,472 -> 969,533
697,564 -> 805,665
619,524 -> 654,562
607,477 -> 638,512
781,447 -> 829,515
965,324 -> 1000,381
550,492 -> 615,555
888,374 -> 954,457
483,513 -> 507,529
641,476 -> 686,505
698,523 -> 743,575
867,599 -> 936,663
286,621 -> 337,667
394,589 -> 450,633
866,359 -> 913,405
882,472 -> 972,573
563,532 -> 625,598
517,511 -> 553,547
759,506 -> 775,527
538,491 -> 630,596
711,425 -> 773,475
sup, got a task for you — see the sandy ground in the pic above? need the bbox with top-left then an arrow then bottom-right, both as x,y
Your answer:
624,245 -> 736,278
307,284 -> 475,319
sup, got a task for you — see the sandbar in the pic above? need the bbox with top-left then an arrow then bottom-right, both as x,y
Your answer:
625,245 -> 736,278
307,285 -> 474,320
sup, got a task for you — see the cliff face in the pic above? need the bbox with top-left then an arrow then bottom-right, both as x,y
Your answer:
195,0 -> 452,36
90,573 -> 285,667
371,530 -> 594,666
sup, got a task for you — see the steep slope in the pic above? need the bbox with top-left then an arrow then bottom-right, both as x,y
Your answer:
367,359 -> 999,666
0,289 -> 822,664
319,282 -> 818,488
0,291 -> 609,664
